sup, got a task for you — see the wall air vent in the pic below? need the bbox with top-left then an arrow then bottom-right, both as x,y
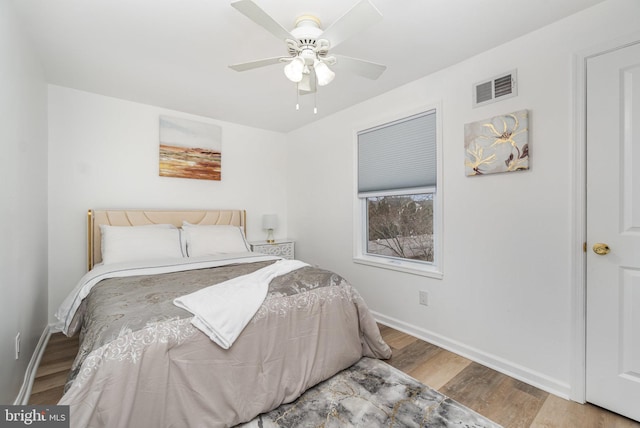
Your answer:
473,69 -> 517,108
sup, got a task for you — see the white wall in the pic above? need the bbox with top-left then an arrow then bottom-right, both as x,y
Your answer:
47,86 -> 288,323
0,2 -> 48,404
285,0 -> 640,398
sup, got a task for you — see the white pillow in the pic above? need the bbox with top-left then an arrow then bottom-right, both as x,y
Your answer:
100,224 -> 184,265
182,222 -> 250,257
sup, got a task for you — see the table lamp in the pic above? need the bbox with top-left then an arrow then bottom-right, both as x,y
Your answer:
262,214 -> 278,243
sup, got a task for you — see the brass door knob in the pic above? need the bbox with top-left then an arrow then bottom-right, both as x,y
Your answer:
592,243 -> 611,255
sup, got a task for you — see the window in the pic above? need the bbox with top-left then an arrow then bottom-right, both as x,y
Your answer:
366,192 -> 434,261
354,108 -> 442,277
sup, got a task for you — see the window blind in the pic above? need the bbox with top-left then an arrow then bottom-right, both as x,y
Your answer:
358,110 -> 436,194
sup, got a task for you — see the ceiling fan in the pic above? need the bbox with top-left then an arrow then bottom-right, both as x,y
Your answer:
228,0 -> 387,99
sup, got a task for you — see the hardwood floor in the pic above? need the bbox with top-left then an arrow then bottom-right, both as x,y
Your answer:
378,324 -> 639,428
29,325 -> 639,427
28,332 -> 78,406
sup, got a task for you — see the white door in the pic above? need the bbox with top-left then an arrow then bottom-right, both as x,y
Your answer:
586,41 -> 640,422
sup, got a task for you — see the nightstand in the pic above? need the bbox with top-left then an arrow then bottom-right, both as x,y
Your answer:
250,240 -> 295,260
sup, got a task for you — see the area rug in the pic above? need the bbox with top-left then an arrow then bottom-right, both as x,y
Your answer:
239,357 -> 502,427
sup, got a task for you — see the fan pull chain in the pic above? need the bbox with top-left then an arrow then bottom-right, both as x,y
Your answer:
292,83 -> 320,113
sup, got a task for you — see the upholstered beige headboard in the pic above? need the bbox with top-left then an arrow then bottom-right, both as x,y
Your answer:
88,209 -> 246,270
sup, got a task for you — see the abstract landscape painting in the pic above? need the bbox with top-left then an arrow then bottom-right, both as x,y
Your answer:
159,116 -> 222,180
464,109 -> 529,176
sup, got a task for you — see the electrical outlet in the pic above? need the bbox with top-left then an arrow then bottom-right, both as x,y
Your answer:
15,333 -> 20,360
419,290 -> 429,306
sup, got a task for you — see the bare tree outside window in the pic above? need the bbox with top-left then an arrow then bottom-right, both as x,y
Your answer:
367,193 -> 434,262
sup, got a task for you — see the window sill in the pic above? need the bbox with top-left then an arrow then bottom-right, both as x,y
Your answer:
353,256 -> 443,279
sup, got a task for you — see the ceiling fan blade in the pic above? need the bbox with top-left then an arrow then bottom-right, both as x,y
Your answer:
321,0 -> 383,49
231,0 -> 292,41
229,56 -> 284,72
333,55 -> 386,80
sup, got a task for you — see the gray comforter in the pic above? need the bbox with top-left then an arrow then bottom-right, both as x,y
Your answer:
59,259 -> 391,427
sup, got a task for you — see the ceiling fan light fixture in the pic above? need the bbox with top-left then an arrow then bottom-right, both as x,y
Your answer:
284,57 -> 305,83
314,60 -> 335,87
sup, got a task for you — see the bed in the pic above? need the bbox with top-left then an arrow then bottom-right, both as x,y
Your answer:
55,209 -> 391,427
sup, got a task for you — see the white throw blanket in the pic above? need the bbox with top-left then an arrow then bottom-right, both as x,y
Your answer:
173,259 -> 309,349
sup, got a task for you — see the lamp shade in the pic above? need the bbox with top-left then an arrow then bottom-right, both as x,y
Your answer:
284,57 -> 305,83
262,214 -> 278,230
314,60 -> 335,86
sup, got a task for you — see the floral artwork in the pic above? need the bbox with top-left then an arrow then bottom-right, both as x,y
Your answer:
464,110 -> 529,176
159,116 -> 222,180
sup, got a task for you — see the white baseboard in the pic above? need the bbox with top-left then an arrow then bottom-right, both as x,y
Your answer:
13,325 -> 52,405
373,311 -> 571,400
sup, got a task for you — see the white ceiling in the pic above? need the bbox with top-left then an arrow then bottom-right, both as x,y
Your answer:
11,0 -> 605,133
